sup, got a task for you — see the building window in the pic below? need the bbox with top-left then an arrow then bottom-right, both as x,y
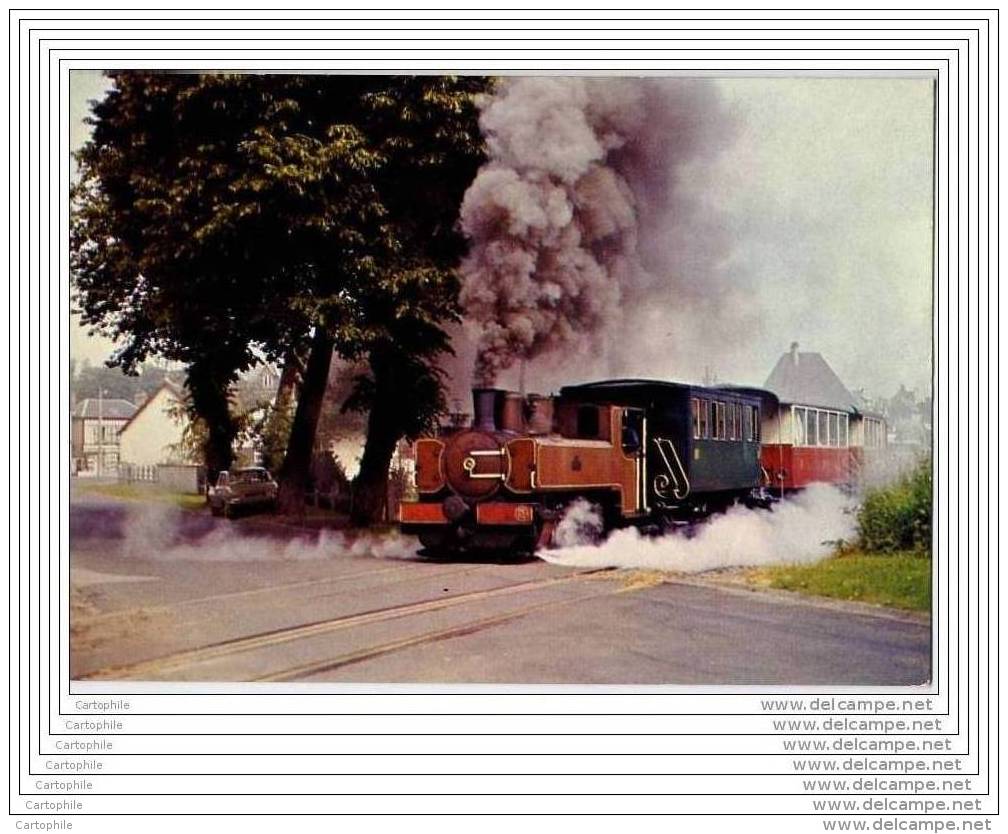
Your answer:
841,414 -> 849,447
793,407 -> 805,445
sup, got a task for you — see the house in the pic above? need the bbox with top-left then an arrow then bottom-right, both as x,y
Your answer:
71,396 -> 137,475
117,380 -> 196,467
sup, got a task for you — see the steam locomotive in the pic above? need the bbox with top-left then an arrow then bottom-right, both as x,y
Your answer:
398,379 -> 881,554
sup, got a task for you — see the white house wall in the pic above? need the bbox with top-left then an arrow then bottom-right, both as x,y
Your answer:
118,387 -> 193,466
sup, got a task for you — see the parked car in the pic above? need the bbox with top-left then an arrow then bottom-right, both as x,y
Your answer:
208,467 -> 278,517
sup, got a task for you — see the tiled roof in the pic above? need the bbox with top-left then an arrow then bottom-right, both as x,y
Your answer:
117,380 -> 186,434
72,398 -> 137,420
764,351 -> 860,411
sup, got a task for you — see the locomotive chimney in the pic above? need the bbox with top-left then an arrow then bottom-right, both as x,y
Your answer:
790,341 -> 800,366
499,392 -> 525,433
472,388 -> 503,432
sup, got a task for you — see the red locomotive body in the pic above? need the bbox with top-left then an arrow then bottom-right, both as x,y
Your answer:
399,387 -> 644,553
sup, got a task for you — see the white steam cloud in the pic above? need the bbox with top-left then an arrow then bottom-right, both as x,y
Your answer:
98,504 -> 418,562
541,484 -> 855,572
458,77 -> 736,387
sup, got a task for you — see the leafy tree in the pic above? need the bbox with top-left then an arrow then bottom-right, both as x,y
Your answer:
72,73 -> 487,515
330,78 -> 489,523
71,73 -> 386,477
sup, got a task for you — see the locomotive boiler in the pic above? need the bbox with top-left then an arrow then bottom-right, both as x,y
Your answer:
398,380 -> 775,554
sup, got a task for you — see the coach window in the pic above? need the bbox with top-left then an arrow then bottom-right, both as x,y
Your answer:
805,409 -> 816,446
754,406 -> 761,441
743,405 -> 753,441
841,414 -> 848,447
735,403 -> 743,441
727,402 -> 735,440
793,407 -> 806,445
701,400 -> 710,438
692,398 -> 700,439
817,411 -> 828,447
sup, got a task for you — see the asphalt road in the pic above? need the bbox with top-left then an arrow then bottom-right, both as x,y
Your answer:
69,491 -> 931,685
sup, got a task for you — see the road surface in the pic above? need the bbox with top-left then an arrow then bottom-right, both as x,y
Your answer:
69,491 -> 931,685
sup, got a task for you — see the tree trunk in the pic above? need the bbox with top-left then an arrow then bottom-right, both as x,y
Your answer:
274,342 -> 306,410
259,342 -> 306,473
277,330 -> 334,514
350,395 -> 401,527
186,365 -> 236,488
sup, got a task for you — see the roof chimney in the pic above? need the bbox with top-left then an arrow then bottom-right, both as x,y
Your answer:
790,342 -> 800,366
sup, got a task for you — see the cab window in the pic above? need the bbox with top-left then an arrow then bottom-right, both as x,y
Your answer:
622,410 -> 643,454
576,405 -> 600,439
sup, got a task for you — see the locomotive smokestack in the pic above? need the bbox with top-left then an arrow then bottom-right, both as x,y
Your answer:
472,388 -> 502,432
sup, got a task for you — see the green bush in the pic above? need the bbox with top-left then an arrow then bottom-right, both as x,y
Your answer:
857,457 -> 932,553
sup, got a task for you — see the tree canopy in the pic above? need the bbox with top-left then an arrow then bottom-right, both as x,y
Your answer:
71,73 -> 489,504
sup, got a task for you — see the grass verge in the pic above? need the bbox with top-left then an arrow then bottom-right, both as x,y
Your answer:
75,481 -> 206,512
743,551 -> 931,612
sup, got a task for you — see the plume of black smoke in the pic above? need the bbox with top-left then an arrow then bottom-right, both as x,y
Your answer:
458,77 -> 737,387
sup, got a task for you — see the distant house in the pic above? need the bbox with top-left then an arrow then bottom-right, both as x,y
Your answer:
764,343 -> 862,413
71,397 -> 137,475
117,380 -> 197,467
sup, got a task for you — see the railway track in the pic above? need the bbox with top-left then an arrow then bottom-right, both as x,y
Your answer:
74,560 -> 484,629
79,567 -> 615,681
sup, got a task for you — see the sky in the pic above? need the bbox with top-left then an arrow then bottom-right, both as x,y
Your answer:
68,72 -> 934,399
